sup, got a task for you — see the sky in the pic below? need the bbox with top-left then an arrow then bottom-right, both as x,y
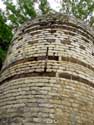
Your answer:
0,0 -> 61,11
0,0 -> 5,10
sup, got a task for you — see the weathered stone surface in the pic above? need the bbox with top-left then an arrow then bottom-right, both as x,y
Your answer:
0,13 -> 94,125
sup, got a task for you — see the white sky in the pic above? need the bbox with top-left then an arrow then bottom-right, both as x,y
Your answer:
0,0 -> 5,10
0,0 -> 61,11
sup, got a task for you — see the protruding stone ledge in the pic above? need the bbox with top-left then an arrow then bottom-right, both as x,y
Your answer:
1,55 -> 94,74
0,71 -> 56,85
59,72 -> 94,88
0,71 -> 94,88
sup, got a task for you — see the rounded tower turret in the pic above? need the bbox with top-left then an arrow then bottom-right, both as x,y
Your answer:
0,14 -> 94,125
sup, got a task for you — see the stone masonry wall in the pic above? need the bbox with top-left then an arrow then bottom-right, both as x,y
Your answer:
0,14 -> 94,125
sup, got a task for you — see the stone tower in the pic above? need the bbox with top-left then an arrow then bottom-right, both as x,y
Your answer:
0,14 -> 94,125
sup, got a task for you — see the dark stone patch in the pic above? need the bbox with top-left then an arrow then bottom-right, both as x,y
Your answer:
92,52 -> 94,56
81,37 -> 90,43
49,29 -> 56,33
18,36 -> 23,41
28,40 -> 38,44
18,50 -> 21,53
64,31 -> 76,36
39,22 -> 48,26
61,38 -> 71,44
16,45 -> 22,50
59,72 -> 94,88
73,39 -> 78,42
80,45 -> 85,50
46,39 -> 55,43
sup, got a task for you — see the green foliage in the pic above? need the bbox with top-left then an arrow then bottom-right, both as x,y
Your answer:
3,0 -> 94,27
0,11 -> 13,69
39,0 -> 51,14
4,0 -> 51,26
60,0 -> 94,26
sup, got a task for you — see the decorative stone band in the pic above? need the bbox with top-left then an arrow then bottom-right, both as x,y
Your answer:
0,71 -> 94,88
1,56 -> 58,72
1,55 -> 94,73
0,55 -> 94,87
